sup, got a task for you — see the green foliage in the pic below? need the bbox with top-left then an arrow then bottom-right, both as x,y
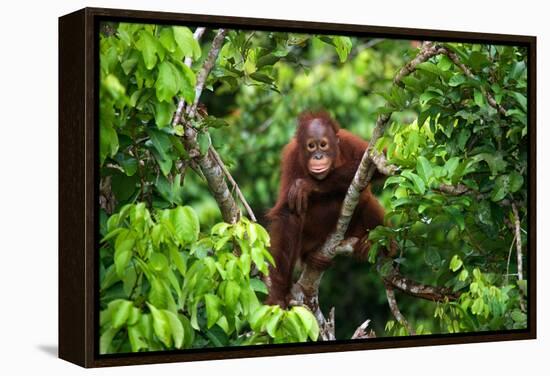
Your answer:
431,258 -> 526,333
99,204 -> 318,353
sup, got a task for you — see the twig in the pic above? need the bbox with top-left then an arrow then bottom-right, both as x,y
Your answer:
351,319 -> 376,339
383,263 -> 460,302
209,147 -> 257,222
371,151 -> 399,175
384,283 -> 415,335
187,29 -> 228,118
505,231 -> 516,285
437,183 -> 470,195
439,47 -> 507,116
511,202 -> 524,281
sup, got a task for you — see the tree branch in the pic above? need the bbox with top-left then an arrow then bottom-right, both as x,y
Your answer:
187,29 -> 227,118
384,283 -> 415,335
511,202 -> 524,281
210,147 -> 257,222
382,264 -> 460,302
351,319 -> 376,339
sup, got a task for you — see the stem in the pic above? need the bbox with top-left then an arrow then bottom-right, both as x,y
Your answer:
511,202 -> 524,281
187,29 -> 228,118
210,147 -> 257,222
384,284 -> 415,335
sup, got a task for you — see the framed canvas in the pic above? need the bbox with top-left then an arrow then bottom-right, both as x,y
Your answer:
59,7 -> 537,368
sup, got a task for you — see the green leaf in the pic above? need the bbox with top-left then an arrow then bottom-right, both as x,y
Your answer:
416,156 -> 433,184
178,314 -> 195,348
416,62 -> 441,76
99,326 -> 119,354
444,157 -> 460,178
114,231 -> 135,277
159,27 -> 176,52
204,293 -> 222,328
147,128 -> 173,176
265,308 -> 284,337
163,309 -> 185,348
115,154 -> 138,176
169,247 -> 187,277
173,26 -> 201,60
511,309 -> 527,323
136,30 -> 162,70
401,170 -> 426,195
147,303 -> 172,347
511,91 -> 527,111
150,252 -> 168,272
508,172 -> 524,193
251,246 -> 265,272
448,74 -> 466,87
424,248 -> 441,267
156,61 -> 178,103
450,255 -> 463,272
148,277 -> 177,311
474,89 -> 485,107
197,132 -> 211,156
250,278 -> 268,294
256,54 -> 280,68
438,55 -> 453,71
179,63 -> 196,104
99,122 -> 119,165
292,306 -> 319,341
170,206 -> 200,245
249,305 -> 271,331
128,325 -> 148,352
224,280 -> 241,312
110,300 -> 132,329
247,221 -> 258,244
332,36 -> 352,62
283,311 -> 307,342
154,100 -> 176,129
250,72 -> 274,85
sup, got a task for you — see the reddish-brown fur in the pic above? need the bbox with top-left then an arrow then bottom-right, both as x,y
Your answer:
265,111 -> 386,307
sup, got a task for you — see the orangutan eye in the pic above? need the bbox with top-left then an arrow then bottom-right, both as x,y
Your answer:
307,142 -> 316,151
320,140 -> 329,150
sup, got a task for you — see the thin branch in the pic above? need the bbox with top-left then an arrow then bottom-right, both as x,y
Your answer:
384,283 -> 415,335
371,151 -> 399,175
505,230 -> 516,285
439,47 -> 507,116
437,183 -> 470,195
209,147 -> 257,222
511,202 -> 524,281
351,319 -> 376,339
187,29 -> 228,118
383,264 -> 460,302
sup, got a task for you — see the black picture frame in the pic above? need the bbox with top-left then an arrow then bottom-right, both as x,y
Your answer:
59,7 -> 537,368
